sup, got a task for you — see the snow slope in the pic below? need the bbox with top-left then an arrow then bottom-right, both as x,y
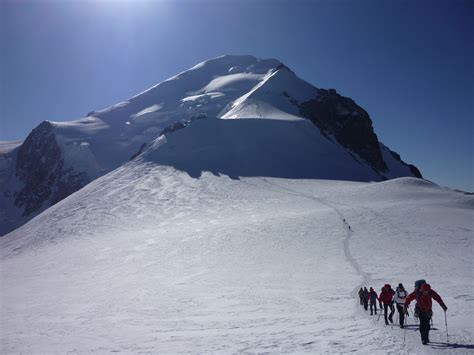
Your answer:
50,56 -> 287,174
1,126 -> 472,353
141,117 -> 382,181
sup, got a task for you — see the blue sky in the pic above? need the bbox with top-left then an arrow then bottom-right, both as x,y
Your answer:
1,0 -> 472,191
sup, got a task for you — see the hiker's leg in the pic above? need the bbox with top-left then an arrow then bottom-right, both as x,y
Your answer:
384,304 -> 389,324
419,312 -> 430,343
397,304 -> 404,327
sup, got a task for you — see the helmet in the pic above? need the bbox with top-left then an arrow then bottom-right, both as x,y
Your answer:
414,279 -> 426,288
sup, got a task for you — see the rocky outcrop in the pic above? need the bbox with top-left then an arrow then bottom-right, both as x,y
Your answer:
14,121 -> 90,216
299,89 -> 388,173
387,148 -> 423,178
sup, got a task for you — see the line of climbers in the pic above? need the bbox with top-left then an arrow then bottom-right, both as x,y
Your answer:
358,279 -> 447,345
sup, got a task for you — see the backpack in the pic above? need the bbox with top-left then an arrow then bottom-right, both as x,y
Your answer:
395,289 -> 407,304
414,296 -> 433,318
413,279 -> 427,318
369,290 -> 377,302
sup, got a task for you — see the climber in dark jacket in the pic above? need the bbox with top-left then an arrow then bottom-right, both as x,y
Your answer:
358,287 -> 364,306
362,287 -> 369,311
368,287 -> 379,315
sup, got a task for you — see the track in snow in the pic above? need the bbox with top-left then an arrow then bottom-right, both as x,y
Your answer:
257,178 -> 372,295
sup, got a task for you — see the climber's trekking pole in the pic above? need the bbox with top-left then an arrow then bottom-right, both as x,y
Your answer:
444,310 -> 449,343
403,321 -> 406,346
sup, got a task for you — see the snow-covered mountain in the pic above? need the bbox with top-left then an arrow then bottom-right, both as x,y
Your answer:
1,55 -> 472,352
1,55 -> 421,236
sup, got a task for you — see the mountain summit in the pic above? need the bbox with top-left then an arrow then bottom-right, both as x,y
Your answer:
0,55 -> 421,235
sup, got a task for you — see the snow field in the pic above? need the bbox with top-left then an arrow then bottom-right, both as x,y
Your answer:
1,163 -> 472,353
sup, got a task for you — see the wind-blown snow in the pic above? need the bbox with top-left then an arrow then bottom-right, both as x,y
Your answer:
130,104 -> 163,119
196,73 -> 264,95
0,141 -> 22,155
1,158 -> 472,353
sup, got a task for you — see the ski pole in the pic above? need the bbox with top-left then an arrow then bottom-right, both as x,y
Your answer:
444,310 -> 449,343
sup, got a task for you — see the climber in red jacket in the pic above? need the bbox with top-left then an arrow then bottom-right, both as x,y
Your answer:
404,283 -> 447,345
379,284 -> 396,325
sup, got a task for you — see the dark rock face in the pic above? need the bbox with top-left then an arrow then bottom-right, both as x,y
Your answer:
14,121 -> 89,216
130,143 -> 148,160
388,148 -> 423,178
408,165 -> 422,179
299,89 -> 388,173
